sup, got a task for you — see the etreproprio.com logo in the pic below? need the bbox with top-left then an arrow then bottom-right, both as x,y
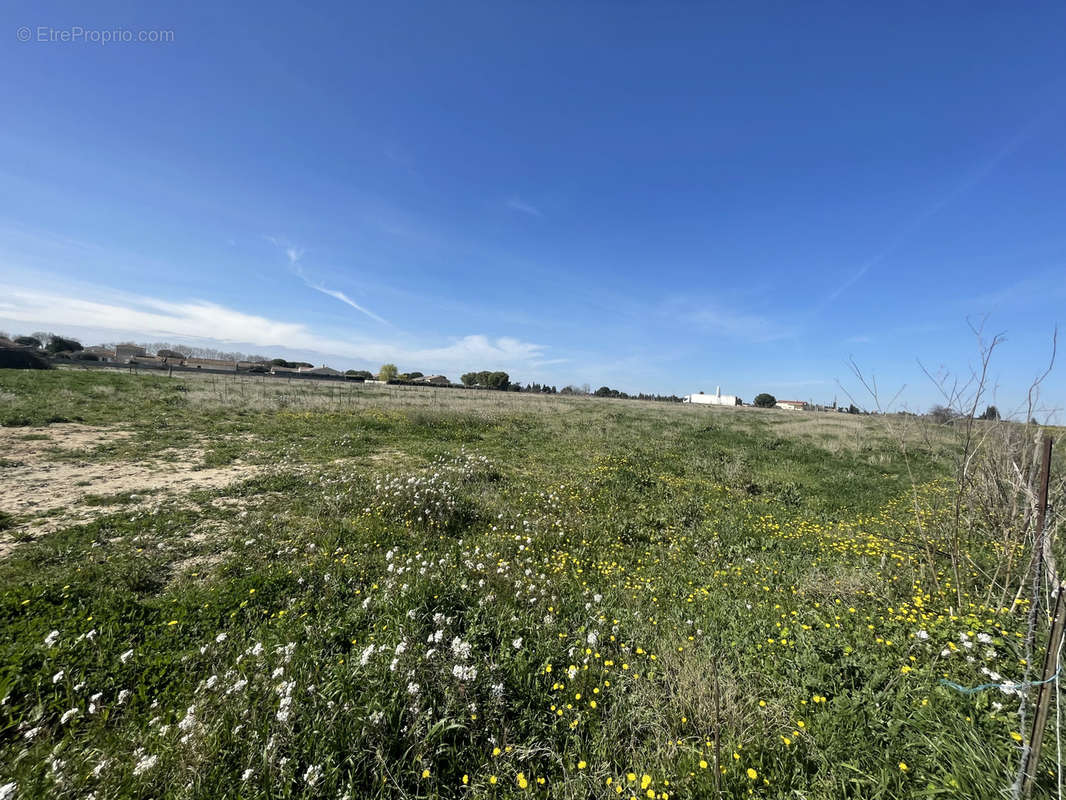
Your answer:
17,25 -> 175,44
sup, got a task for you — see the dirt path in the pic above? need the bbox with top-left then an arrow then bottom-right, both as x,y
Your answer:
0,424 -> 266,556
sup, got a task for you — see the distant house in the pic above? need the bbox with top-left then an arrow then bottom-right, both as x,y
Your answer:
776,400 -> 808,411
115,344 -> 147,361
298,366 -> 342,377
683,386 -> 739,406
417,374 -> 450,386
82,346 -> 116,361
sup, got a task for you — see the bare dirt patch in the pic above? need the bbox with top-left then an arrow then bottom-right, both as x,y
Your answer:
0,424 -> 268,556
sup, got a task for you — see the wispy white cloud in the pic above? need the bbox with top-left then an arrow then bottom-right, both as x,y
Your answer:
307,284 -> 390,326
0,282 -> 550,376
266,237 -> 389,326
506,197 -> 542,218
682,305 -> 795,343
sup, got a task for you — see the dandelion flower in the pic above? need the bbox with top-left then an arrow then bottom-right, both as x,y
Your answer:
747,768 -> 758,780
578,761 -> 587,769
517,772 -> 529,789
899,762 -> 908,772
421,768 -> 430,779
699,760 -> 708,769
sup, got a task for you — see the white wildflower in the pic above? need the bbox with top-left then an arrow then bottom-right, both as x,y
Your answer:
512,637 -> 523,650
215,633 -> 227,643
916,630 -> 929,640
178,706 -> 197,732
132,754 -> 158,776
452,664 -> 477,681
241,769 -> 254,781
52,671 -> 64,684
451,637 -> 471,660
44,630 -> 60,647
206,675 -> 219,690
407,682 -> 421,696
360,645 -> 375,666
119,649 -> 134,664
118,689 -> 131,704
60,708 -> 78,724
303,764 -> 322,786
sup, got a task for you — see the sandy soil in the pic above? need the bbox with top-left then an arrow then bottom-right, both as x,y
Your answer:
0,424 -> 265,556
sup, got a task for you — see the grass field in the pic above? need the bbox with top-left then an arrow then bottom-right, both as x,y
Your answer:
0,369 -> 1059,798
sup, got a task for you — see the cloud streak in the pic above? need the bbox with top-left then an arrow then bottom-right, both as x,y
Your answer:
307,284 -> 390,326
506,197 -> 542,217
267,237 -> 389,326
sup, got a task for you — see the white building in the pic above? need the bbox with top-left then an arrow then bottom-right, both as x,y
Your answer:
683,386 -> 739,406
775,400 -> 808,411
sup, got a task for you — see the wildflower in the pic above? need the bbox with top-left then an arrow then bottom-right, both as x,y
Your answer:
747,768 -> 758,780
120,649 -> 134,663
699,760 -> 708,769
360,645 -> 375,666
178,706 -> 197,732
303,765 -> 322,786
422,769 -> 430,779
641,774 -> 652,789
52,670 -> 64,684
133,754 -> 158,776
44,630 -> 60,647
578,761 -> 587,769
407,682 -> 421,696
215,633 -> 227,643
489,776 -> 498,784
118,689 -> 131,704
517,772 -> 529,789
899,762 -> 908,772
241,769 -> 254,781
512,637 -> 523,649
1010,732 -> 1023,742
452,664 -> 477,681
60,708 -> 78,724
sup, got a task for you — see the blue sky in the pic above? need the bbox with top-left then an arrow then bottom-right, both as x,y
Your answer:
1,1 -> 1064,416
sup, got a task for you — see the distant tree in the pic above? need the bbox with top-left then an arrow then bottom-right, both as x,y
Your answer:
47,335 -> 82,354
0,346 -> 52,370
929,405 -> 956,424
978,405 -> 1000,421
594,386 -> 613,397
346,369 -> 374,379
157,349 -> 185,360
14,336 -> 41,348
753,393 -> 776,408
461,372 -> 477,386
847,404 -> 860,415
407,371 -> 423,380
378,363 -> 398,382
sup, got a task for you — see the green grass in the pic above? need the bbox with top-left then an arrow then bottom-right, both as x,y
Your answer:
0,369 -> 1055,798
